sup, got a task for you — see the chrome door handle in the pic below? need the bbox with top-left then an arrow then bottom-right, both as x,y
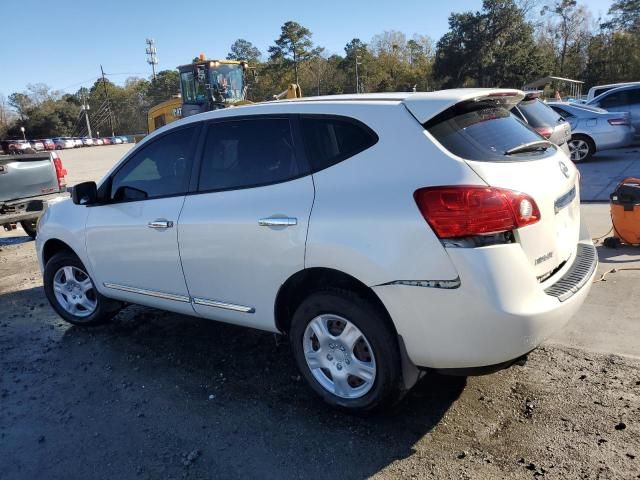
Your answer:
147,220 -> 174,229
258,217 -> 297,227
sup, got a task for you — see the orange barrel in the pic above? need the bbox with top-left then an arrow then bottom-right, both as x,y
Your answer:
610,177 -> 640,246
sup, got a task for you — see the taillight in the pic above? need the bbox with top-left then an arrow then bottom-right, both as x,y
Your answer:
534,126 -> 553,139
414,186 -> 541,239
52,153 -> 67,189
608,118 -> 629,126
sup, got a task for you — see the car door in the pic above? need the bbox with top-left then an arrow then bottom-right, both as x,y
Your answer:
85,124 -> 200,315
178,116 -> 314,331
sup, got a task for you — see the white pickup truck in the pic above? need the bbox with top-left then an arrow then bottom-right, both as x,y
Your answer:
0,152 -> 68,238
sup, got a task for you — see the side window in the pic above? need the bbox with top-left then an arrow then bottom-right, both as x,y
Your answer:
111,126 -> 197,200
300,116 -> 378,172
551,106 -> 573,119
599,91 -> 630,108
153,114 -> 166,130
198,118 -> 303,191
630,89 -> 640,105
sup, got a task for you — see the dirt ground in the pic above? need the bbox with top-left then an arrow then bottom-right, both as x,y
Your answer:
1,234 -> 639,480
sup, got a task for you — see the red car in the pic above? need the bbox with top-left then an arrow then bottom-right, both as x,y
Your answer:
102,137 -> 112,145
40,139 -> 56,150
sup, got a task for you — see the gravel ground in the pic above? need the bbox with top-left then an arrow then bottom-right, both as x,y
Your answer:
1,235 -> 639,480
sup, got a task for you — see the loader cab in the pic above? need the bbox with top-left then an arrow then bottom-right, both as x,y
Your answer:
178,59 -> 247,117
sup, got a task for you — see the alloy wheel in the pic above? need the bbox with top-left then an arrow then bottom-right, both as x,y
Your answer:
569,139 -> 590,162
52,266 -> 97,318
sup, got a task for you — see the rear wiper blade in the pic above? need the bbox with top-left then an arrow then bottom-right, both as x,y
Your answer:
504,140 -> 554,155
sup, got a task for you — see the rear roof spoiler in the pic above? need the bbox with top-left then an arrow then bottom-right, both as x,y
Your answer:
402,88 -> 525,124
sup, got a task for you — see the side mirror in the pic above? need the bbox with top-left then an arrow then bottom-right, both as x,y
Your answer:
71,181 -> 98,205
113,185 -> 148,202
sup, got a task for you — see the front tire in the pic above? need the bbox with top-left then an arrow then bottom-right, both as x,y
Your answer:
568,134 -> 595,163
290,290 -> 403,413
44,251 -> 120,326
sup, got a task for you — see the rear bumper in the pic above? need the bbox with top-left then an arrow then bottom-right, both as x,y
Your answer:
374,234 -> 597,369
593,128 -> 635,151
0,193 -> 67,225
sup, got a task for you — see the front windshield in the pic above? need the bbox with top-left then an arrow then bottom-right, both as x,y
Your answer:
208,64 -> 244,102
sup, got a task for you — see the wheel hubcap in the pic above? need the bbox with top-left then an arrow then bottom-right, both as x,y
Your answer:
52,266 -> 97,318
569,139 -> 589,161
303,314 -> 376,399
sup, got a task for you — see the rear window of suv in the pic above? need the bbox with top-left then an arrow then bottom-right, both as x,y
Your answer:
515,99 -> 562,128
426,101 -> 556,162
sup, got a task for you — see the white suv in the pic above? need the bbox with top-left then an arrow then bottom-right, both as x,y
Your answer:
36,89 -> 597,412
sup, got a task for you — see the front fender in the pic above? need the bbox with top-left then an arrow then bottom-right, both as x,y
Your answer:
36,198 -> 90,274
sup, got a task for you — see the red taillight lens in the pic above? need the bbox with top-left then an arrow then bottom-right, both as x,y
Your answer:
608,118 -> 629,126
534,126 -> 553,139
414,186 -> 541,239
52,154 -> 67,189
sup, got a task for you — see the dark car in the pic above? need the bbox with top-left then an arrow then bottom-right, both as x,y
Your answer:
511,92 -> 571,155
1,139 -> 33,154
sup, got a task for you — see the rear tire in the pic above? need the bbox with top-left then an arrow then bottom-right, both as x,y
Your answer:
44,251 -> 121,326
568,134 -> 595,163
290,289 -> 403,413
20,220 -> 37,239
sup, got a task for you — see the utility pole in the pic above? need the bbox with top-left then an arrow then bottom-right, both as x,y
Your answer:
355,55 -> 362,94
81,92 -> 92,138
146,38 -> 158,81
100,65 -> 115,136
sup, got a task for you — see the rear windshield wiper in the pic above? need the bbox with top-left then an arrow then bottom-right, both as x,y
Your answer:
504,140 -> 554,155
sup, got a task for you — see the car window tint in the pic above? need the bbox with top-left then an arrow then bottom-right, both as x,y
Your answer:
600,91 -> 630,108
426,101 -> 556,162
199,118 -> 302,191
515,99 -> 562,127
111,126 -> 197,200
300,116 -> 378,172
551,106 -> 574,118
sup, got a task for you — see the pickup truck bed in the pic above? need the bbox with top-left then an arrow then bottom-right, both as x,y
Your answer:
1,152 -> 68,237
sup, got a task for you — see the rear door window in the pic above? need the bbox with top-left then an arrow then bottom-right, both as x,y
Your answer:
198,117 -> 305,192
299,116 -> 378,172
426,101 -> 556,162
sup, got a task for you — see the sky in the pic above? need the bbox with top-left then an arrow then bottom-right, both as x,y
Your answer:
0,0 -> 615,97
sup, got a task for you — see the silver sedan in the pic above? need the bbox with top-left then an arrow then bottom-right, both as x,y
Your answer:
547,102 -> 635,162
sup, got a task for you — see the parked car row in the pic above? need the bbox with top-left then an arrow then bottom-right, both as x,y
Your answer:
1,136 -> 129,154
512,83 -> 639,163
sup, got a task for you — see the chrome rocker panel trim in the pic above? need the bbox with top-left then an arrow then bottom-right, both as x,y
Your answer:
103,282 -> 191,303
192,297 -> 255,313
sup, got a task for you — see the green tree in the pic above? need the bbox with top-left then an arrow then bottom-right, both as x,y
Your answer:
603,0 -> 640,32
342,38 -> 371,92
434,0 -> 550,88
147,69 -> 179,105
540,0 -> 591,76
227,39 -> 262,63
268,21 -> 316,84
